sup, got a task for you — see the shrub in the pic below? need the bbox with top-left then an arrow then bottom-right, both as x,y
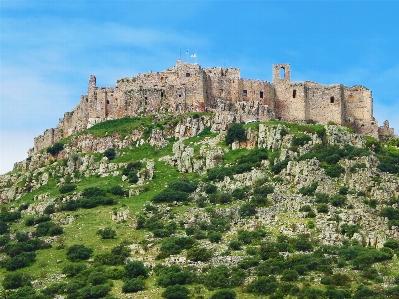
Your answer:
238,202 -> 257,217
210,289 -> 237,299
187,247 -> 213,262
155,265 -> 195,287
204,184 -> 217,194
4,252 -> 36,270
207,167 -> 234,181
104,148 -> 116,160
160,237 -> 196,256
81,187 -> 106,198
315,193 -> 330,203
317,204 -> 329,213
225,123 -> 246,145
79,284 -> 111,298
330,194 -> 347,207
299,183 -> 318,196
0,211 -> 21,222
162,284 -> 190,299
62,263 -> 88,277
152,190 -> 189,203
246,276 -> 278,295
271,159 -> 289,174
204,265 -> 231,288
59,184 -> 77,194
108,185 -> 125,196
128,172 -> 139,183
48,226 -> 64,236
324,164 -> 345,177
47,142 -> 64,156
292,134 -> 312,147
229,240 -> 242,250
43,204 -> 56,214
97,227 -> 117,239
66,244 -> 93,262
169,178 -> 198,193
124,260 -> 148,279
88,271 -> 107,285
2,272 -> 32,289
0,220 -> 9,235
299,205 -> 313,212
281,269 -> 299,281
208,231 -> 222,243
122,278 -> 145,293
384,238 -> 399,249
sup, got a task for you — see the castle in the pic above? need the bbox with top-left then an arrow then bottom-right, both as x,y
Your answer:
31,60 -> 394,154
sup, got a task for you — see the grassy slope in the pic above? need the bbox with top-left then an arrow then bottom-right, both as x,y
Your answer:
1,116 -> 399,299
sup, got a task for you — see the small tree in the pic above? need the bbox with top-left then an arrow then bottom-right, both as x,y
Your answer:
97,227 -> 117,239
66,244 -> 93,262
122,278 -> 145,293
162,284 -> 190,299
104,148 -> 116,160
225,123 -> 246,145
124,260 -> 148,279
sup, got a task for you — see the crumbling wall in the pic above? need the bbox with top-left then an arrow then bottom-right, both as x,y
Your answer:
305,82 -> 344,125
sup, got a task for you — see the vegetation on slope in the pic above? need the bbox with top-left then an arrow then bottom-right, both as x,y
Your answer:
1,115 -> 399,299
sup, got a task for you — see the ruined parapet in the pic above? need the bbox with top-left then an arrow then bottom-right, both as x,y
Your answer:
378,120 -> 396,141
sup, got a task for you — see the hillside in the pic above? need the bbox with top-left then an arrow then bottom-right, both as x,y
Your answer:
1,113 -> 399,299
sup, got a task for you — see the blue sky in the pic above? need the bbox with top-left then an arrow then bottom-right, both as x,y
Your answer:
1,1 -> 398,174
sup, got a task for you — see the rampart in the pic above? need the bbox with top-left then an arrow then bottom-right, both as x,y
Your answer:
30,61 -> 393,154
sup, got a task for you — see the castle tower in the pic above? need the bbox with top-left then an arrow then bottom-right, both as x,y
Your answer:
273,64 -> 290,84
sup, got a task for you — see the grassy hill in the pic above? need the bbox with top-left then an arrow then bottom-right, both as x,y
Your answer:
1,113 -> 399,299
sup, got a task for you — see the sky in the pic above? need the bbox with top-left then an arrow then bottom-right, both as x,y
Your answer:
1,1 -> 398,174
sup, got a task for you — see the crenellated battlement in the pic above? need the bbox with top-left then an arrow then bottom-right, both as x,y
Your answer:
30,61 -> 394,154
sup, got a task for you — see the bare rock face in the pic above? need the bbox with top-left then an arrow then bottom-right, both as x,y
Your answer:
174,116 -> 211,139
258,124 -> 291,151
149,129 -> 169,149
325,125 -> 366,147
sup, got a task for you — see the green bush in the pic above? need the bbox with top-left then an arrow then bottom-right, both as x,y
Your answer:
271,159 -> 289,174
152,190 -> 189,203
88,271 -> 107,285
299,182 -> 318,196
159,237 -> 196,256
47,142 -> 64,156
108,185 -> 125,196
324,164 -> 345,177
0,220 -> 9,235
292,134 -> 312,147
97,227 -> 117,239
281,269 -> 299,281
2,272 -> 32,289
238,202 -> 257,217
124,260 -> 148,279
210,289 -> 237,299
162,284 -> 190,299
4,252 -> 36,270
208,231 -> 222,243
384,238 -> 399,249
59,184 -> 77,194
204,184 -> 217,194
246,276 -> 278,295
62,263 -> 88,277
229,240 -> 242,250
79,284 -> 111,298
225,123 -> 246,145
122,278 -> 145,293
0,211 -> 21,222
155,265 -> 195,287
316,203 -> 329,213
81,187 -> 106,198
128,172 -> 139,183
207,167 -> 234,181
66,244 -> 93,262
187,247 -> 213,262
104,147 -> 116,160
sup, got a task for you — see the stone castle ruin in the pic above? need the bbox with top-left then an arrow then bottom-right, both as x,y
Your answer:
31,60 -> 394,154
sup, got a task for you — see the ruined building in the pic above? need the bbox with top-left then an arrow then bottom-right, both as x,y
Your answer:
31,61 -> 394,153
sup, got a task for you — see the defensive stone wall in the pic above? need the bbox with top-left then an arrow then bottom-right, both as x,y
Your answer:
30,61 -> 394,154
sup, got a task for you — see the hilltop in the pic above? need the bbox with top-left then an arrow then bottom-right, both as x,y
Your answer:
1,112 -> 399,298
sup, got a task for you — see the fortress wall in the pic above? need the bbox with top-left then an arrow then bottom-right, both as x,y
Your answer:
274,83 -> 307,121
343,86 -> 373,121
305,83 -> 344,125
239,79 -> 274,106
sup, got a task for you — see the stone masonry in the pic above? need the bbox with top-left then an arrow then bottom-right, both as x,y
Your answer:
31,61 -> 394,154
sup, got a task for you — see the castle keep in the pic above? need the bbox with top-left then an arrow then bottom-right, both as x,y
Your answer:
32,61 -> 392,153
